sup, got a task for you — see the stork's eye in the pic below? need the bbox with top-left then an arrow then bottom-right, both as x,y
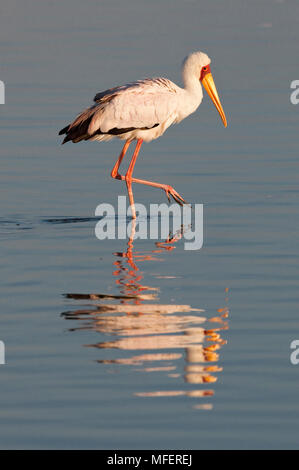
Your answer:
202,66 -> 208,72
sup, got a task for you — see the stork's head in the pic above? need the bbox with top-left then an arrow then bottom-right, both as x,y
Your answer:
183,51 -> 227,127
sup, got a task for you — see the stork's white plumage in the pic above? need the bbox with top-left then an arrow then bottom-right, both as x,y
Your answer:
59,51 -> 227,218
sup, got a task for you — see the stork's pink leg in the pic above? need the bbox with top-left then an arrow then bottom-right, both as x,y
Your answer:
111,138 -> 187,219
127,177 -> 187,206
110,140 -> 131,179
124,139 -> 143,219
111,139 -> 142,219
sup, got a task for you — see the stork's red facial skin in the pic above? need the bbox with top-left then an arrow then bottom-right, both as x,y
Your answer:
200,64 -> 211,81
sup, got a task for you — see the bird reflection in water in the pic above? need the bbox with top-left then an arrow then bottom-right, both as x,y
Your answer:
62,220 -> 229,409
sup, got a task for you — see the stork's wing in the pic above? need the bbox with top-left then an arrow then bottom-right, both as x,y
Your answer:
59,78 -> 180,144
89,79 -> 180,135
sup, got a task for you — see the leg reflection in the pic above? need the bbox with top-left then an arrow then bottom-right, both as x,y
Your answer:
61,221 -> 229,409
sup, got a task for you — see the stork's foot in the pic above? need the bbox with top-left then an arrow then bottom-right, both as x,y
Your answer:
163,185 -> 187,206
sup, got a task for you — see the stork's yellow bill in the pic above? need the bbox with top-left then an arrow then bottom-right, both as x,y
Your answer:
200,64 -> 227,127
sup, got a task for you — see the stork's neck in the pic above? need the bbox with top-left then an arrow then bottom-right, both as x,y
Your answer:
175,68 -> 203,122
182,69 -> 203,100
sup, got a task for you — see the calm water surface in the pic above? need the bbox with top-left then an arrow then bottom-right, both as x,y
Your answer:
1,0 -> 299,449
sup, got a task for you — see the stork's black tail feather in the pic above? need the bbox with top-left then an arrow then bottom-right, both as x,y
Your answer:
59,125 -> 73,145
59,125 -> 69,136
61,134 -> 72,145
59,110 -> 95,144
